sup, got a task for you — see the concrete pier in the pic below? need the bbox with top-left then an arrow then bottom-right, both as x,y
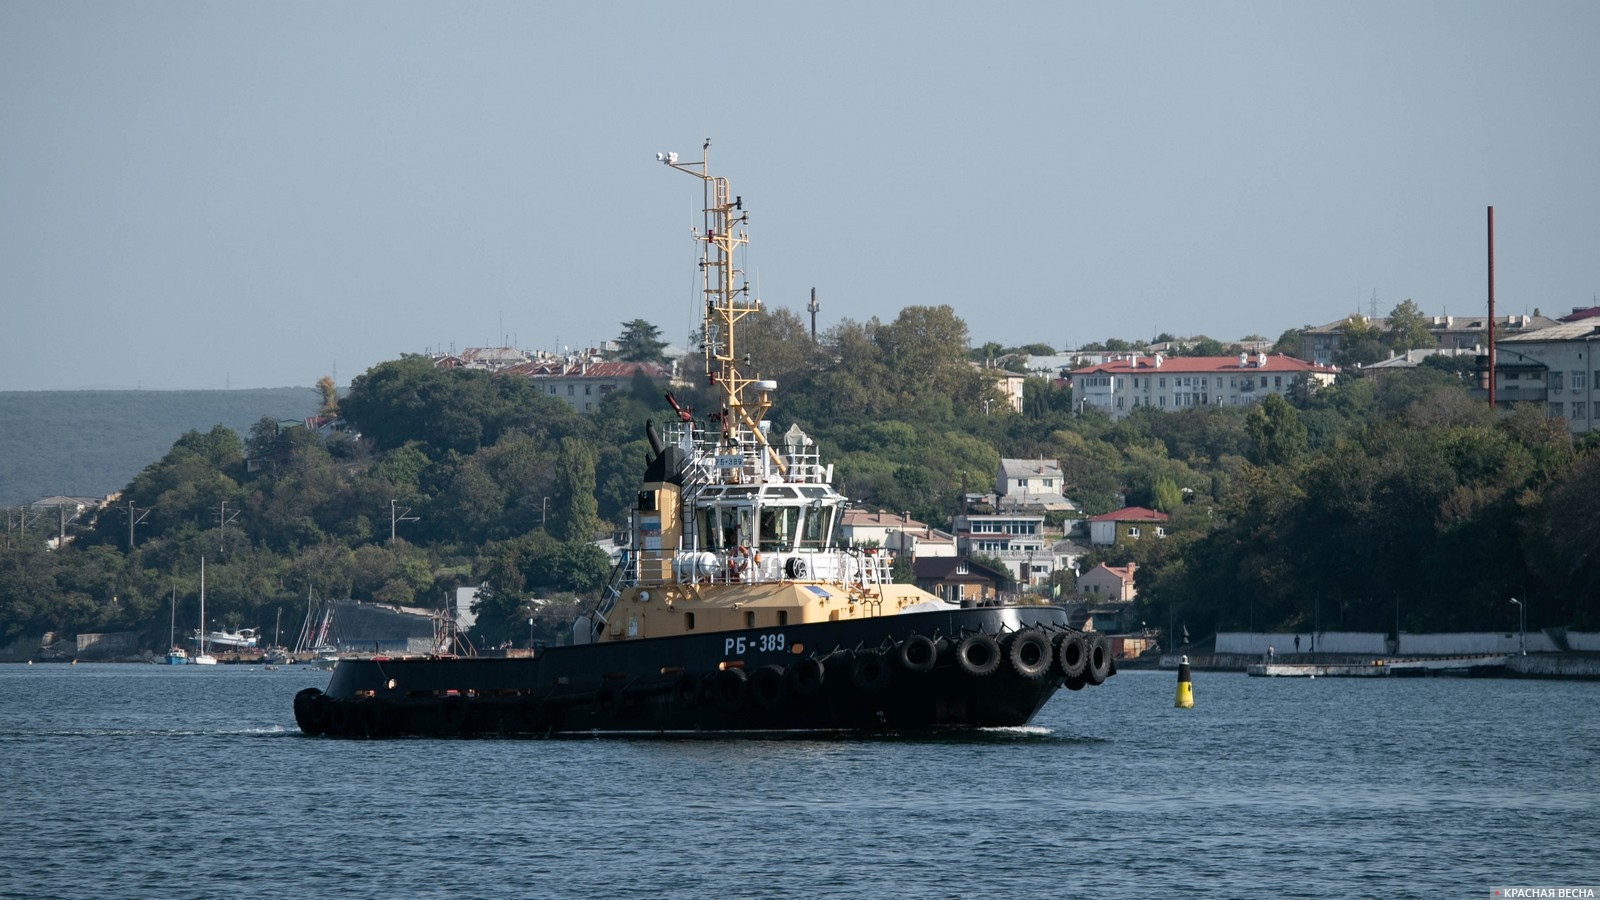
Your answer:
1246,654 -> 1509,678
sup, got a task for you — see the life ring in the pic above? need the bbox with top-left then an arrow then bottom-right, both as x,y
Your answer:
441,695 -> 468,731
675,672 -> 705,706
896,634 -> 938,674
750,665 -> 788,709
849,652 -> 892,693
1056,633 -> 1089,680
294,688 -> 329,736
786,657 -> 826,696
1085,633 -> 1113,685
714,667 -> 749,711
785,557 -> 808,580
1007,630 -> 1054,680
955,633 -> 1002,677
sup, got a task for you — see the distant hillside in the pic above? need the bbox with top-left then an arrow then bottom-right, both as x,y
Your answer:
0,389 -> 321,507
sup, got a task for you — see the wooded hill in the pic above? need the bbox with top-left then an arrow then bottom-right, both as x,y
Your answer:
1,305 -> 1596,655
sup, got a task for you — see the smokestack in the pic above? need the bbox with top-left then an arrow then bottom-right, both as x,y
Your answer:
1488,207 -> 1496,408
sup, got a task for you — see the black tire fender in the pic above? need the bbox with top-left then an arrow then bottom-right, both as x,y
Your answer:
1055,633 -> 1089,680
356,699 -> 386,736
518,695 -> 546,730
787,657 -> 826,696
750,664 -> 788,709
955,632 -> 1002,677
896,634 -> 938,674
1085,632 -> 1112,685
714,667 -> 749,711
441,695 -> 468,731
294,688 -> 329,736
849,652 -> 892,693
1007,630 -> 1054,680
675,672 -> 705,706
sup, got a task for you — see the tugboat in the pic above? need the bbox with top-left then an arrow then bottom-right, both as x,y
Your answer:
293,143 -> 1114,738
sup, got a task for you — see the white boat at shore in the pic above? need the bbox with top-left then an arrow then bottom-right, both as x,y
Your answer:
192,559 -> 217,666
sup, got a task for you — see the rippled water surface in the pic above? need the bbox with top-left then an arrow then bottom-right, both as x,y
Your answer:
1,664 -> 1595,898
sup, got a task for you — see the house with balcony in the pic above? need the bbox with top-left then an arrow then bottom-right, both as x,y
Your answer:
1479,320 -> 1600,435
1088,507 -> 1169,547
1067,353 -> 1337,421
954,509 -> 1054,585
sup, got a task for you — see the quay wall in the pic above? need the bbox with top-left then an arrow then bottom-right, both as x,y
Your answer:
1507,655 -> 1600,679
1216,631 -> 1578,656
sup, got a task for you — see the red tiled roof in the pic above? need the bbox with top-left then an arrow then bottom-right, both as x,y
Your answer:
1088,506 -> 1168,523
1069,354 -> 1334,376
502,361 -> 672,379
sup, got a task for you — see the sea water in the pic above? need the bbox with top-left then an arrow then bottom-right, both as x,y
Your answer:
0,664 -> 1594,898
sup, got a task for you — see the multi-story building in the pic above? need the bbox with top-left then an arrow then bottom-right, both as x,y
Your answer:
995,458 -> 1075,513
503,360 -> 675,413
1481,320 -> 1600,435
954,509 -> 1052,585
1067,353 -> 1337,421
1300,313 -> 1558,366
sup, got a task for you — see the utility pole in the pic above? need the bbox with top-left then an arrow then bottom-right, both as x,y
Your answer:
126,501 -> 150,550
808,287 -> 819,342
212,500 -> 241,554
390,499 -> 419,544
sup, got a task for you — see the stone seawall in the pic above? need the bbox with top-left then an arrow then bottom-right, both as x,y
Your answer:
1506,655 -> 1600,680
1159,652 -> 1600,680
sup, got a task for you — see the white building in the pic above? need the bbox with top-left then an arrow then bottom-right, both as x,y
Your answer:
995,458 -> 1076,513
1490,320 -> 1600,435
1068,353 -> 1337,421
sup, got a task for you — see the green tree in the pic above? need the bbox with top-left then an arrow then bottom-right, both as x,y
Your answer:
1333,316 -> 1386,368
616,319 -> 668,363
316,375 -> 340,415
1385,299 -> 1435,352
549,437 -> 600,543
1150,476 -> 1184,513
1245,394 -> 1308,466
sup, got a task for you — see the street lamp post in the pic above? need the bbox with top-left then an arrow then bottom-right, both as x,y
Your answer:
1510,598 -> 1526,656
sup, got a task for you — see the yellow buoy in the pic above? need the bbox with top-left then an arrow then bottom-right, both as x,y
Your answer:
1174,654 -> 1194,708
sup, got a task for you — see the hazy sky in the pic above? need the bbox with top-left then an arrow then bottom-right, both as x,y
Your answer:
3,1 -> 1597,390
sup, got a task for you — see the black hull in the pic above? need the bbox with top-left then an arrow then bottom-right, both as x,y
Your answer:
293,606 -> 1114,738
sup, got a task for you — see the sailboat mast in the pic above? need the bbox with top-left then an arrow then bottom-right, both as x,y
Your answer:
199,557 -> 206,656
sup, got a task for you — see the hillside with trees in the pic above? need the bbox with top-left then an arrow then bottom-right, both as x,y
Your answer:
2,308 -> 1595,658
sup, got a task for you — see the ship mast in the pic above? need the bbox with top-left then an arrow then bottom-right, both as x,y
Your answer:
658,140 -> 785,477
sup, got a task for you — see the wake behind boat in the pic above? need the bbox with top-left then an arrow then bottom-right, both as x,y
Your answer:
294,143 -> 1114,738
